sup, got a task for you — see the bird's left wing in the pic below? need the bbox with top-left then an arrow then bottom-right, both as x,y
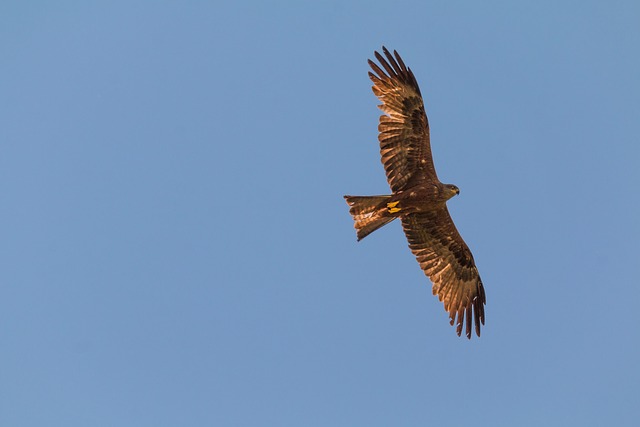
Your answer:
401,209 -> 486,338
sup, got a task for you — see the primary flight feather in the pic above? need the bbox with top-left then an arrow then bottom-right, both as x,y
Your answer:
344,47 -> 486,339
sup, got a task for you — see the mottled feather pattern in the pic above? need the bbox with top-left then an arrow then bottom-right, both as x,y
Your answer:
368,47 -> 437,191
344,47 -> 486,339
401,211 -> 485,338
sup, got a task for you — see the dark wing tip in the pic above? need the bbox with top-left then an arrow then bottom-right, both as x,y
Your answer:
447,280 -> 486,339
369,46 -> 421,95
470,280 -> 487,338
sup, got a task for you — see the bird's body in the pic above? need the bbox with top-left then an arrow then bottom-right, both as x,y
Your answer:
344,47 -> 486,339
390,183 -> 459,213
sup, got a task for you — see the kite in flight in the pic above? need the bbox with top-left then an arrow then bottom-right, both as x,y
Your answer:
344,47 -> 486,339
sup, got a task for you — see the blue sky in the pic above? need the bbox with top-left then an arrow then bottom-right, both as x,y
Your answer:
2,1 -> 639,425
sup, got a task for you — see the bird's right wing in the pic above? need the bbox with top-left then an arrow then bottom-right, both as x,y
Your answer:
368,47 -> 438,191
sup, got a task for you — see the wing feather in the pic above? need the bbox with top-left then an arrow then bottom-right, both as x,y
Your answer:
401,209 -> 486,339
368,47 -> 438,191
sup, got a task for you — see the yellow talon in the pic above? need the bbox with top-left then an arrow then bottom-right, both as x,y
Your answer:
387,201 -> 401,214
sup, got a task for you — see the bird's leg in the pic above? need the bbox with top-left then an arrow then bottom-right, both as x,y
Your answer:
387,201 -> 401,214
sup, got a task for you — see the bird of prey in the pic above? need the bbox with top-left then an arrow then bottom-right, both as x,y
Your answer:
344,47 -> 486,339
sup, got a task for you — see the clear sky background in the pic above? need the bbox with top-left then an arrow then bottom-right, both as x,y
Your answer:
2,1 -> 639,426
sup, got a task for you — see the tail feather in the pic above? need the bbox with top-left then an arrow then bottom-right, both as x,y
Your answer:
343,195 -> 396,241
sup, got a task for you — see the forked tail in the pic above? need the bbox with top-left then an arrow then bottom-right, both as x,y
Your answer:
343,195 -> 397,241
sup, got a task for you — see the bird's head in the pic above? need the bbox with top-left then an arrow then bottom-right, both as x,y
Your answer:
445,184 -> 460,200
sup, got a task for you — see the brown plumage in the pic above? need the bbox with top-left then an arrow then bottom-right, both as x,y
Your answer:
344,47 -> 486,339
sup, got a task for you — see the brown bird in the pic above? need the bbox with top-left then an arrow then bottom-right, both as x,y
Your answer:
344,47 -> 486,339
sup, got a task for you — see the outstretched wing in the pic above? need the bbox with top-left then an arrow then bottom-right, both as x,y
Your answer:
401,209 -> 486,339
368,47 -> 438,192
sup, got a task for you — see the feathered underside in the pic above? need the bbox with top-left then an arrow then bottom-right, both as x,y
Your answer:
401,209 -> 486,338
368,47 -> 438,192
344,47 -> 486,339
